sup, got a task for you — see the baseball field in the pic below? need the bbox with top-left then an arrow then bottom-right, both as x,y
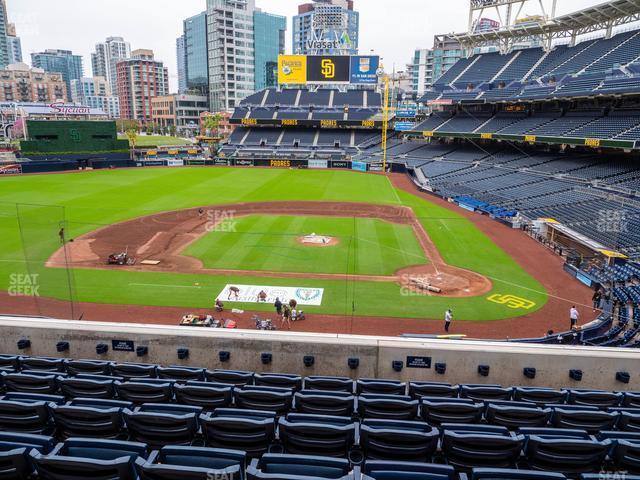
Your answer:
0,167 -> 554,326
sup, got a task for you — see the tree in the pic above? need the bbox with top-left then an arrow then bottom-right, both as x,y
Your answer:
202,113 -> 223,137
125,129 -> 138,160
117,119 -> 139,133
168,125 -> 177,137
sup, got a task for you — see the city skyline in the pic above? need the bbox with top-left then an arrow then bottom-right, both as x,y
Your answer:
7,0 -> 609,92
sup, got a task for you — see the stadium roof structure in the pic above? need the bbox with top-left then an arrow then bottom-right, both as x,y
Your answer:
451,0 -> 640,52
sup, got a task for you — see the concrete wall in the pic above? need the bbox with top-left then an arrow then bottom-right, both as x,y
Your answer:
0,315 -> 637,391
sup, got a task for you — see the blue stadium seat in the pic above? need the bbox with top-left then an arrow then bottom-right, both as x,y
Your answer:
18,357 -> 66,373
356,379 -> 406,396
485,401 -> 551,429
357,394 -> 419,420
420,397 -> 483,425
1,371 -> 60,395
567,389 -> 623,408
59,376 -> 117,399
467,468 -> 567,479
234,385 -> 293,415
362,460 -> 458,480
137,446 -> 246,480
110,363 -> 158,380
523,434 -> 610,474
294,390 -> 355,417
30,438 -> 147,480
157,366 -> 205,382
513,387 -> 567,406
551,407 -> 618,433
246,454 -> 353,480
174,381 -> 233,410
278,413 -> 356,457
51,398 -> 129,439
303,376 -> 354,393
360,419 -> 438,462
0,393 -> 58,433
116,380 -> 173,404
460,385 -> 512,402
255,373 -> 302,391
0,431 -> 55,480
65,360 -> 111,376
123,404 -> 201,448
200,409 -> 276,457
205,369 -> 254,387
409,382 -> 458,399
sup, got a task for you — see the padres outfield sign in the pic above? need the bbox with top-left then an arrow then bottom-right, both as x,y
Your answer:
278,55 -> 379,85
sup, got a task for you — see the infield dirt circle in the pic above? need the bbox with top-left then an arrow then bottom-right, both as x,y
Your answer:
48,200 -> 492,298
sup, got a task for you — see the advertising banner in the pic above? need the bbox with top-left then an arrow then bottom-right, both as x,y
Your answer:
307,55 -> 350,84
350,56 -> 380,84
218,284 -> 324,306
352,161 -> 367,172
309,160 -> 328,169
235,159 -> 254,167
0,164 -> 22,175
330,161 -> 350,169
278,55 -> 308,85
167,159 -> 185,167
395,122 -> 416,131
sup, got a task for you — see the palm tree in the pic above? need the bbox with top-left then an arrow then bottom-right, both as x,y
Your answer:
125,128 -> 138,160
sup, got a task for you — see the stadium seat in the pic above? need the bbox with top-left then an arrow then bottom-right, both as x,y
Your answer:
1,371 -> 60,394
567,389 -> 623,408
467,468 -> 567,479
420,397 -> 483,425
246,453 -> 353,480
460,385 -> 513,402
50,398 -> 130,439
18,357 -> 66,373
356,379 -> 406,396
623,392 -> 640,408
255,373 -> 302,391
110,362 -> 158,380
523,434 -> 610,474
116,380 -> 173,404
513,387 -> 567,406
137,446 -> 246,480
157,366 -> 205,382
65,359 -> 111,376
485,401 -> 552,429
30,438 -> 147,480
205,369 -> 254,387
362,460 -> 458,479
294,390 -> 355,417
409,382 -> 459,399
303,376 -> 354,393
0,431 -> 55,480
278,413 -> 356,457
234,385 -> 293,415
551,407 -> 618,433
123,403 -> 201,448
200,408 -> 276,457
59,376 -> 117,399
598,431 -> 640,473
174,381 -> 233,410
357,393 -> 419,420
360,419 -> 439,462
0,356 -> 19,371
616,409 -> 640,432
441,424 -> 524,470
0,394 -> 58,433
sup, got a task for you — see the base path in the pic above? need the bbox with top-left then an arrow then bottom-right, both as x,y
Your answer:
48,200 -> 492,298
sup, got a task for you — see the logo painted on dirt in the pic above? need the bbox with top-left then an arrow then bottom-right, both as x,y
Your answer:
487,294 -> 536,310
295,288 -> 322,302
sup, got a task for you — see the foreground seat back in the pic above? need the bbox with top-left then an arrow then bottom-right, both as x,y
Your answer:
0,398 -> 53,433
137,446 -> 246,480
51,404 -> 124,439
1,372 -> 59,394
157,366 -> 205,383
514,387 -> 567,406
65,360 -> 111,376
551,408 -> 618,433
471,468 -> 567,479
247,453 -> 352,480
0,432 -> 55,480
205,369 -> 254,387
234,386 -> 293,415
59,377 -> 116,400
420,398 -> 482,425
356,379 -> 406,396
304,377 -> 354,393
357,394 -> 418,420
110,363 -> 157,380
19,357 -> 65,373
363,460 -> 457,480
409,382 -> 458,399
124,404 -> 200,448
568,390 -> 622,408
524,436 -> 610,475
485,403 -> 551,429
116,381 -> 173,404
460,385 -> 512,402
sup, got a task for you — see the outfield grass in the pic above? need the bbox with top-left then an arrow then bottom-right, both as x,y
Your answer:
117,135 -> 192,147
184,215 -> 427,275
0,167 -> 548,320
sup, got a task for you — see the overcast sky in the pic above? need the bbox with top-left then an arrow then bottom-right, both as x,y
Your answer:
7,0 -> 608,91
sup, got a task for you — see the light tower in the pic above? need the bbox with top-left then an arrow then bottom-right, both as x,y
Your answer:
468,0 -> 558,51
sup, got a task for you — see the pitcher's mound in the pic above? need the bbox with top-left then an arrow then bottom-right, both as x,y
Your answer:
296,233 -> 339,247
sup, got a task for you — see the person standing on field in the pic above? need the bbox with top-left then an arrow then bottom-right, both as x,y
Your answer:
444,309 -> 453,333
570,305 -> 579,329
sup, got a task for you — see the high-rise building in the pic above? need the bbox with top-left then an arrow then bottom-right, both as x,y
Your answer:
31,49 -> 83,97
116,49 -> 169,122
410,35 -> 465,95
0,0 -> 9,69
91,37 -> 131,95
206,0 -> 286,111
254,11 -> 286,91
6,23 -> 21,64
293,0 -> 358,55
183,11 -> 209,97
70,76 -> 120,118
176,35 -> 187,94
151,94 -> 209,135
0,63 -> 66,103
206,0 -> 257,112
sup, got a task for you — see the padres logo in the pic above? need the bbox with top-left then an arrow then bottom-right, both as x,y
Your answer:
321,59 -> 335,79
487,294 -> 536,310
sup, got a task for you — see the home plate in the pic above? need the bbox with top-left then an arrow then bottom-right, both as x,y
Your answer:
140,260 -> 161,265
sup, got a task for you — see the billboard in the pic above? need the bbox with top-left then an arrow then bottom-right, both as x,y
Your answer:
307,56 -> 351,84
350,56 -> 380,84
278,55 -> 308,85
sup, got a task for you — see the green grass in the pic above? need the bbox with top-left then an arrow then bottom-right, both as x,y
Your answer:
184,215 -> 427,275
117,135 -> 192,147
0,167 -> 548,320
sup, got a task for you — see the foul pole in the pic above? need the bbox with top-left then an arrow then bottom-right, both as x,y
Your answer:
381,75 -> 390,174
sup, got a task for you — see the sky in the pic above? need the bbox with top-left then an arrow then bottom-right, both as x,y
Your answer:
7,0 -> 608,92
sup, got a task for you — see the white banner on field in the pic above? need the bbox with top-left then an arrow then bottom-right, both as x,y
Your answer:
217,284 -> 324,306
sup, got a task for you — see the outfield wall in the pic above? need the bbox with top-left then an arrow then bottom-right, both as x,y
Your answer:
0,315 -> 636,391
